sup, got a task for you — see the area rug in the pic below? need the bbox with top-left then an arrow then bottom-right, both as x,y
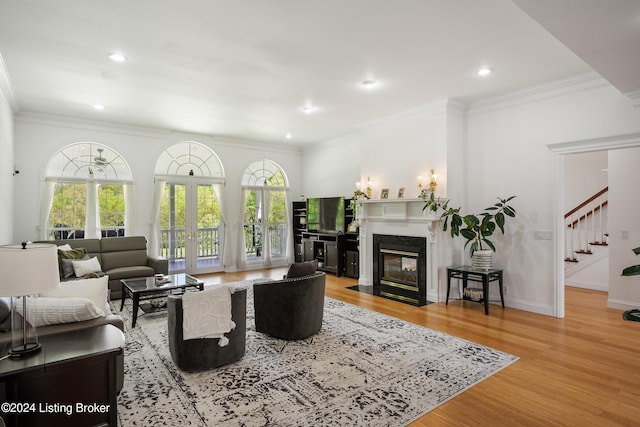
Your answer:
115,280 -> 518,426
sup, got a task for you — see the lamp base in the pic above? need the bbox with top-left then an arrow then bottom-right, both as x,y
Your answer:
9,342 -> 42,359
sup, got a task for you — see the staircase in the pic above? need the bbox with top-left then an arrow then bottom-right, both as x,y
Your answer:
564,187 -> 608,275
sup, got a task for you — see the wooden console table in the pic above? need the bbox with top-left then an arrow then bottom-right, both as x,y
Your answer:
446,265 -> 505,315
0,325 -> 124,427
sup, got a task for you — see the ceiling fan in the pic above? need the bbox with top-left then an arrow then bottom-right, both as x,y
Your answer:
89,148 -> 111,173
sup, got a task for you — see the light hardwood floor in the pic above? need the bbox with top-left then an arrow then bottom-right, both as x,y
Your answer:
197,268 -> 640,426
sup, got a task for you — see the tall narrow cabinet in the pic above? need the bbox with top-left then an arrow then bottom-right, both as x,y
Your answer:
292,201 -> 307,262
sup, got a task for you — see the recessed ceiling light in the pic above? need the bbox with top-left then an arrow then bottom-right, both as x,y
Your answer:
361,80 -> 377,88
302,106 -> 315,114
285,133 -> 292,139
476,67 -> 493,76
108,52 -> 127,62
93,104 -> 105,110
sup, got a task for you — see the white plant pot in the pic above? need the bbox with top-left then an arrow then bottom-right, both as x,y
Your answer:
471,249 -> 493,270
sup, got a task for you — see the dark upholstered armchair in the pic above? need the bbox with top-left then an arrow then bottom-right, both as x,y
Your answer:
253,272 -> 326,340
167,288 -> 247,371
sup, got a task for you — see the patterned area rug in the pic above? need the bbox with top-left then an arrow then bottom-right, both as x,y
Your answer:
115,281 -> 517,426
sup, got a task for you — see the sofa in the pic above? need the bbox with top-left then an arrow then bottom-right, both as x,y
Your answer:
37,236 -> 168,300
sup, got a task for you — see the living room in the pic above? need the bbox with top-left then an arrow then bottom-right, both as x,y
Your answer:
1,1 -> 640,425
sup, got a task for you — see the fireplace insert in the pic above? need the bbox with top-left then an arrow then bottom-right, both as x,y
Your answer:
373,234 -> 427,306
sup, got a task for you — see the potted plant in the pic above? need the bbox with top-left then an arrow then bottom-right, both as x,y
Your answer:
621,246 -> 640,321
423,194 -> 517,269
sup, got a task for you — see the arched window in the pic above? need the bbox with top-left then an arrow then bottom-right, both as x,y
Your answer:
152,142 -> 226,274
240,159 -> 292,267
42,142 -> 132,240
154,141 -> 224,178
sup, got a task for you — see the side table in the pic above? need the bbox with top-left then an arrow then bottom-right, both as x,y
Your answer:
446,265 -> 505,315
0,324 -> 124,427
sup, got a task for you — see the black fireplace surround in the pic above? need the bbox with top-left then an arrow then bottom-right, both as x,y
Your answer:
373,234 -> 427,306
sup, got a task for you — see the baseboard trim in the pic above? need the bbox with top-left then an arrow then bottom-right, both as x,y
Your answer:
607,298 -> 638,311
565,280 -> 608,292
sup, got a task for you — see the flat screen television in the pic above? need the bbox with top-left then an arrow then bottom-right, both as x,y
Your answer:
306,197 -> 345,234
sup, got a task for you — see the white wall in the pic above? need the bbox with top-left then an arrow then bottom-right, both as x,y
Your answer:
466,79 -> 640,315
608,147 -> 640,310
302,100 -> 455,201
304,75 -> 640,316
0,89 -> 13,244
564,151 -> 608,211
12,113 -> 303,270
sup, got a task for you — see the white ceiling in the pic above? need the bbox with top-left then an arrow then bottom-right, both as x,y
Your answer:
0,0 -> 637,146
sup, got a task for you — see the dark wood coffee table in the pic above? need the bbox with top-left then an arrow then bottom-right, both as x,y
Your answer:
120,273 -> 204,327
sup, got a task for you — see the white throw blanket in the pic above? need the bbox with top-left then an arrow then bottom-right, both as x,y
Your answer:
182,286 -> 235,346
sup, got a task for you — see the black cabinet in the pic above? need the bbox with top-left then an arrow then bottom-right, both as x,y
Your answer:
301,232 -> 344,276
326,241 -> 339,270
292,198 -> 359,278
0,325 -> 123,427
292,201 -> 307,262
345,250 -> 359,278
303,239 -> 314,262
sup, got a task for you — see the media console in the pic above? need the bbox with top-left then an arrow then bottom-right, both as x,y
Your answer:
292,198 -> 358,278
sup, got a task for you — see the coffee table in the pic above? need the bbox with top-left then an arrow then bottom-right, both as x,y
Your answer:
120,273 -> 204,327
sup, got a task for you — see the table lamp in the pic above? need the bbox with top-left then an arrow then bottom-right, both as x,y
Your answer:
0,242 -> 60,358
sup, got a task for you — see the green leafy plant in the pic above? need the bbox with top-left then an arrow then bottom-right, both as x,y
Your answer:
349,189 -> 370,210
621,247 -> 640,321
622,247 -> 640,277
423,194 -> 517,254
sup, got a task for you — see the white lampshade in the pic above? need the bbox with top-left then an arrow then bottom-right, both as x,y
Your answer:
0,243 -> 60,296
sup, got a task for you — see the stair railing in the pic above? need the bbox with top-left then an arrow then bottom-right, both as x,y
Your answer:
564,187 -> 608,262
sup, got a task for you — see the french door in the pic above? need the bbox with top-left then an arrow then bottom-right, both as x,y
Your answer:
160,180 -> 223,275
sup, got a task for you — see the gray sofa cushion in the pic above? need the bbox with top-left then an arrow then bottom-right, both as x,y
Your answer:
101,250 -> 148,271
105,265 -> 156,281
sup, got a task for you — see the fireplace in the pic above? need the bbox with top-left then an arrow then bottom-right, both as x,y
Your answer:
373,234 -> 427,306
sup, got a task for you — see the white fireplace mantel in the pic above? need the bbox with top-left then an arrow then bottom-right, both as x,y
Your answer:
356,198 -> 444,303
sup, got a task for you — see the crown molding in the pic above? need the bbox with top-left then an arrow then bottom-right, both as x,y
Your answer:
356,98 -> 465,132
623,88 -> 640,108
0,53 -> 19,112
547,132 -> 640,154
15,111 -> 300,154
15,111 -> 172,138
467,72 -> 609,115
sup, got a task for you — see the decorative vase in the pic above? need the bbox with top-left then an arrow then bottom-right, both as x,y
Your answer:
471,249 -> 493,270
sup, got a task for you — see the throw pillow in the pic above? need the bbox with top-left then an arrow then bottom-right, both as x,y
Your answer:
285,259 -> 318,278
0,297 -> 11,332
57,244 -> 72,251
57,247 -> 87,278
22,296 -> 104,327
72,256 -> 102,277
40,275 -> 111,315
61,255 -> 89,278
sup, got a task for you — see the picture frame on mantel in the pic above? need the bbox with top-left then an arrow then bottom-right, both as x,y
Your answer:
397,187 -> 405,199
381,188 -> 389,199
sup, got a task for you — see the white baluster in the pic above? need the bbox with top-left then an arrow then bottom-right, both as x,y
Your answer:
591,207 -> 596,246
